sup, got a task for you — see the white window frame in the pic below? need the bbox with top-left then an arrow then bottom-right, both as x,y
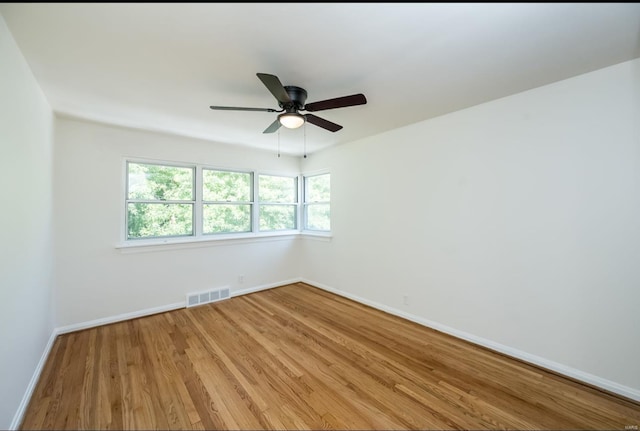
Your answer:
257,173 -> 299,232
302,171 -> 331,234
125,159 -> 196,241
119,158 -> 307,250
202,167 -> 254,236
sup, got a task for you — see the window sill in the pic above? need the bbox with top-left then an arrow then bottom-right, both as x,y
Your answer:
116,230 -> 301,254
300,231 -> 333,241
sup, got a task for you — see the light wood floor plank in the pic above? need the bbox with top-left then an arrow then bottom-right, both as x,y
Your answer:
20,282 -> 640,430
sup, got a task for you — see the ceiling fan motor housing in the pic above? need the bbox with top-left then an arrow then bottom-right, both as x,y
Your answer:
281,86 -> 307,111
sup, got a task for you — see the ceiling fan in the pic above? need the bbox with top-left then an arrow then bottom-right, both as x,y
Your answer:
210,73 -> 367,134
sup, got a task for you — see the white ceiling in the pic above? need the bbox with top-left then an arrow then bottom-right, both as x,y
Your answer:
2,3 -> 640,156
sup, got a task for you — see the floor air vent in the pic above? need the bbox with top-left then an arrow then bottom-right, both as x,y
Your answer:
187,287 -> 231,308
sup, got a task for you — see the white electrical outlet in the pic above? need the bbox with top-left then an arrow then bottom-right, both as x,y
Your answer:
403,295 -> 409,305
239,275 -> 244,284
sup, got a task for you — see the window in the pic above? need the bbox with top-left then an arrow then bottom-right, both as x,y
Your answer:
203,169 -> 252,234
126,162 -> 195,240
124,159 -> 328,243
303,173 -> 330,231
259,174 -> 298,231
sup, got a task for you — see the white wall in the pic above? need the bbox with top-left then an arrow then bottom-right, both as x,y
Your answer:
0,14 -> 55,430
301,58 -> 640,396
3,11 -> 638,425
53,117 -> 302,327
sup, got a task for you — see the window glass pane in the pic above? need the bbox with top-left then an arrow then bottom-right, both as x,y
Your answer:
260,205 -> 296,231
203,204 -> 251,234
306,174 -> 330,202
128,163 -> 193,200
306,204 -> 330,231
203,170 -> 251,202
259,175 -> 297,203
127,203 -> 193,239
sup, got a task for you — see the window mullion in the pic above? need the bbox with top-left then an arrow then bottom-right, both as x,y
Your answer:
252,171 -> 258,233
195,165 -> 202,237
297,174 -> 303,231
127,199 -> 195,204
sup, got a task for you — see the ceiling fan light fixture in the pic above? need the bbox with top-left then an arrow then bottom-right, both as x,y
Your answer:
278,112 -> 305,129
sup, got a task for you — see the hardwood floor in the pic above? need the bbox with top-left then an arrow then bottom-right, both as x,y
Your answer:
21,282 -> 640,430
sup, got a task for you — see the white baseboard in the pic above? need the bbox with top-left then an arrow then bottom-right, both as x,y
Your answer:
56,278 -> 304,335
56,301 -> 185,335
300,278 -> 640,403
233,278 -> 302,297
10,329 -> 58,430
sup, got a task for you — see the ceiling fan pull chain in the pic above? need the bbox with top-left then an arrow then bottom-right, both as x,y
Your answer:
277,129 -> 281,158
303,123 -> 307,158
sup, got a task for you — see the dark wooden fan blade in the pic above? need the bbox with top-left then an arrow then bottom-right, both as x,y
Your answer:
210,106 -> 278,112
305,114 -> 343,132
263,119 -> 282,134
257,73 -> 291,105
304,93 -> 367,112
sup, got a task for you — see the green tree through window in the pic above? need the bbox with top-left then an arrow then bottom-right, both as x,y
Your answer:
125,160 -> 330,241
259,175 -> 297,231
127,162 -> 194,239
304,173 -> 330,231
203,169 -> 252,234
